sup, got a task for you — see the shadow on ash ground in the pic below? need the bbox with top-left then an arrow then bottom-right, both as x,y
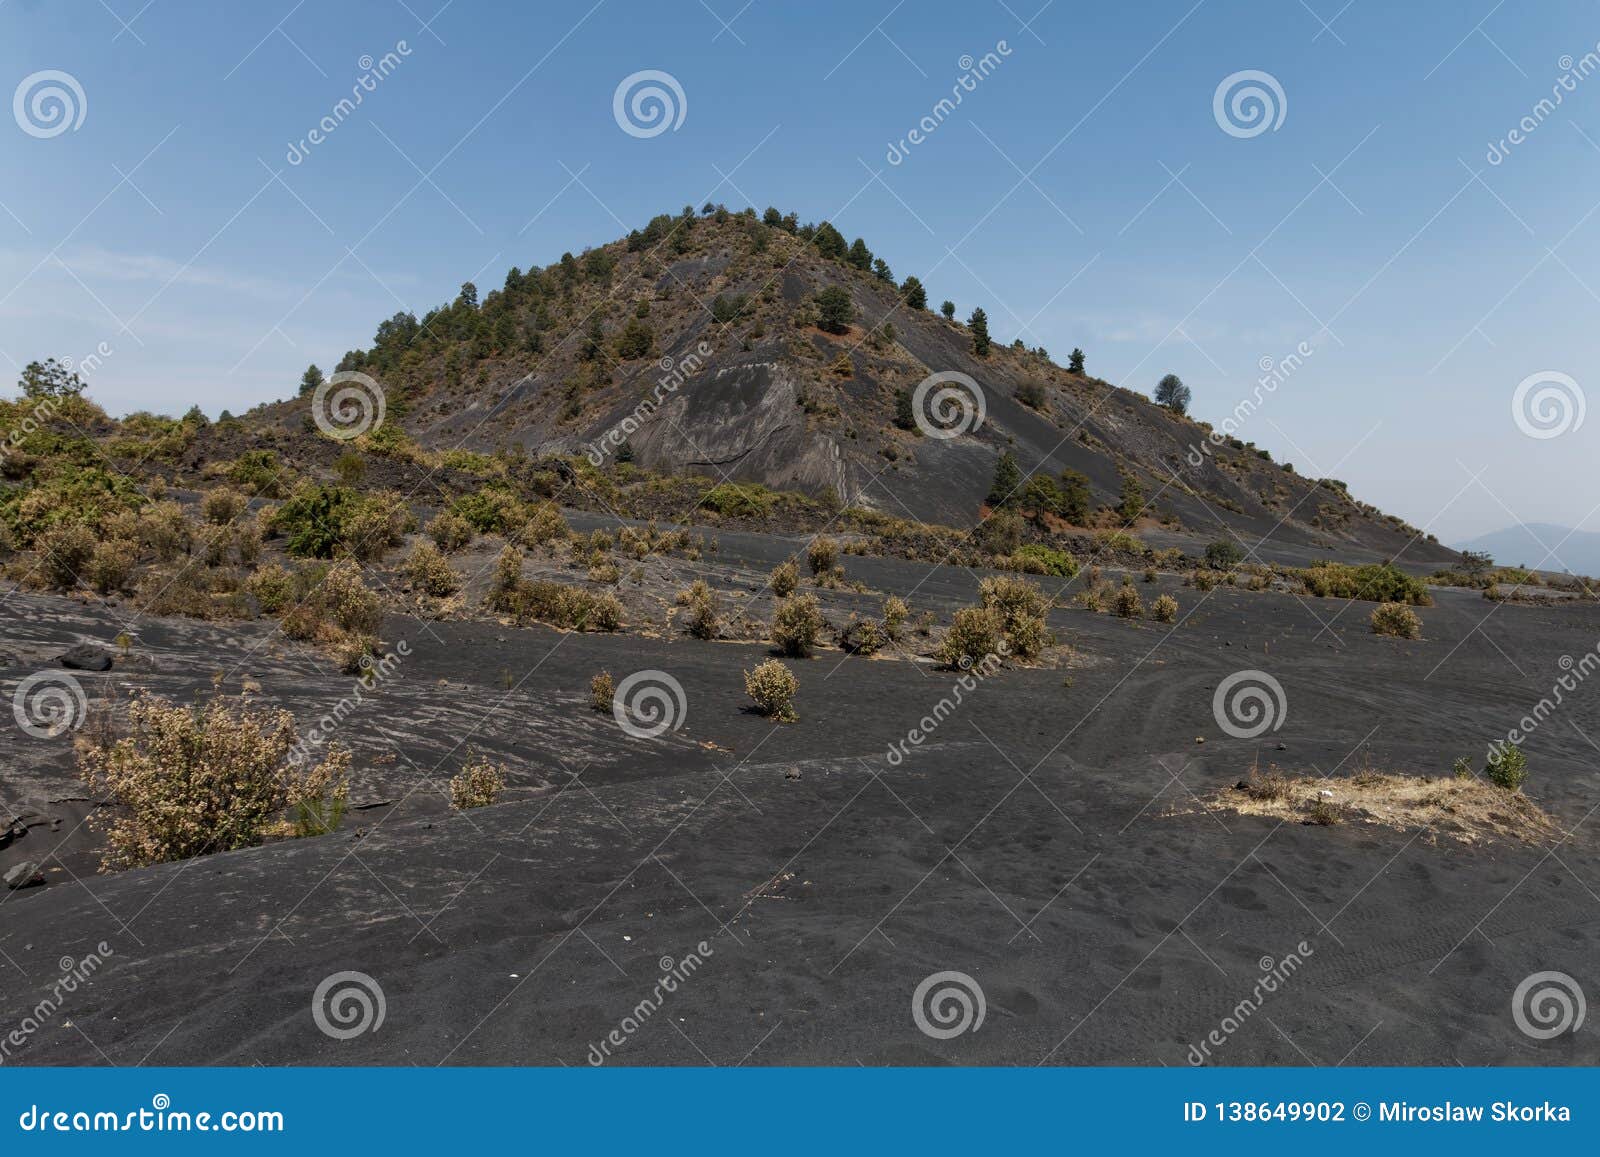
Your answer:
2,528 -> 1598,1067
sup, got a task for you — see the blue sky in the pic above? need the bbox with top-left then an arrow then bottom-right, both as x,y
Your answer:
2,0 -> 1597,543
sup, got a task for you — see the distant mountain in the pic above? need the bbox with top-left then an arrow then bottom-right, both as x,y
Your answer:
1455,523 -> 1600,575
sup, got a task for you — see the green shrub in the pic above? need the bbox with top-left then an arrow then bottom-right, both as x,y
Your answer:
839,615 -> 887,655
488,545 -> 522,612
1112,582 -> 1144,618
406,542 -> 460,596
937,607 -> 1005,668
1301,561 -> 1431,606
1484,745 -> 1528,792
771,592 -> 825,656
228,450 -> 287,497
428,510 -> 474,553
78,692 -> 349,870
807,536 -> 838,576
86,538 -> 138,594
978,574 -> 1052,658
451,488 -> 522,535
700,482 -> 777,519
591,671 -> 614,713
202,487 -> 248,525
247,563 -> 296,613
769,560 -> 798,597
882,595 -> 909,638
274,483 -> 357,559
321,559 -> 384,637
1204,540 -> 1243,569
39,523 -> 96,588
450,754 -> 506,810
517,502 -> 569,546
1370,601 -> 1422,639
1009,543 -> 1078,577
682,582 -> 720,639
744,658 -> 799,722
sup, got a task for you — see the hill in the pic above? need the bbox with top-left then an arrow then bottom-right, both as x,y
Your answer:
244,204 -> 1455,565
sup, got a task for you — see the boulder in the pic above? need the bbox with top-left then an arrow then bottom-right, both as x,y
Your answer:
4,861 -> 44,890
56,644 -> 112,672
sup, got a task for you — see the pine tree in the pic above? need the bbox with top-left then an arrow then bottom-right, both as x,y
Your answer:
1058,470 -> 1091,524
1067,348 -> 1085,375
813,221 -> 848,260
901,276 -> 928,310
18,358 -> 86,400
941,300 -> 956,320
1119,472 -> 1145,523
847,237 -> 873,270
872,258 -> 895,283
299,364 -> 324,397
988,450 -> 1021,507
968,307 -> 991,357
815,286 -> 854,334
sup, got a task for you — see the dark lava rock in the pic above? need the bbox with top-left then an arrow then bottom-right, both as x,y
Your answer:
56,644 -> 112,672
4,862 -> 44,890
